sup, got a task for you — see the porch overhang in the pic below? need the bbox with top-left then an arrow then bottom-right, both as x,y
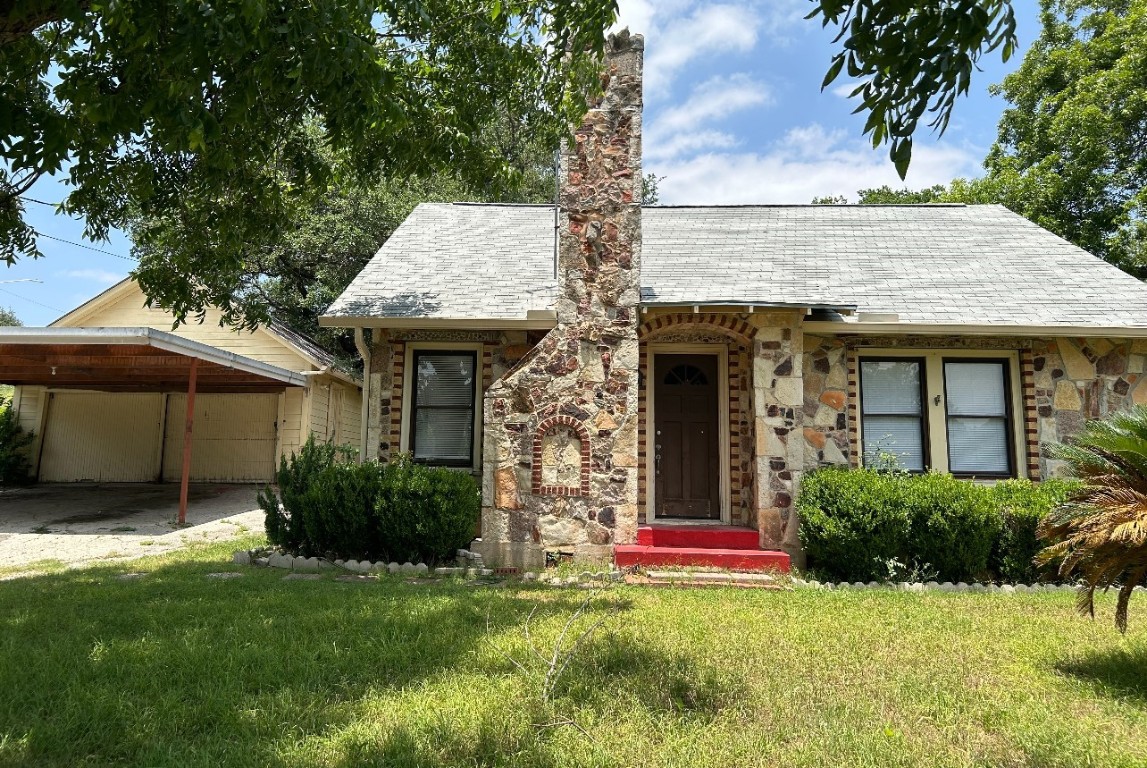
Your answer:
0,327 -> 307,392
803,320 -> 1147,338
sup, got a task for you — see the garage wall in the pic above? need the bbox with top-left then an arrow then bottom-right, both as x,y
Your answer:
10,385 -> 47,476
39,393 -> 165,482
163,394 -> 279,482
303,378 -> 363,453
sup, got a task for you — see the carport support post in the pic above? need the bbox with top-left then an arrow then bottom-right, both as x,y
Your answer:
178,358 -> 199,525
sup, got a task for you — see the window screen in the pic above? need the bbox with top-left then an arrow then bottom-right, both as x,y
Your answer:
410,351 -> 476,466
860,359 -> 926,471
945,361 -> 1011,475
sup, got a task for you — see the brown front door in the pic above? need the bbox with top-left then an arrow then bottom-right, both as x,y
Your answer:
654,353 -> 721,519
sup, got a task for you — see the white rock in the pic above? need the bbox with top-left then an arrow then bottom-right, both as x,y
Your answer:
435,566 -> 464,576
415,563 -> 429,575
254,557 -> 269,567
294,557 -> 321,573
335,559 -> 347,568
479,568 -> 494,577
938,582 -> 956,592
955,582 -> 969,592
925,581 -> 940,589
1001,585 -> 1015,594
387,562 -> 401,574
867,581 -> 881,589
368,561 -> 387,573
232,551 -> 252,566
269,552 -> 292,569
1014,584 -> 1030,594
522,572 -> 539,582
852,581 -> 866,590
969,583 -> 986,593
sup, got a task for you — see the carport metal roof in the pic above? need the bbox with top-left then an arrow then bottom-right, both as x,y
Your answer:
0,327 -> 306,392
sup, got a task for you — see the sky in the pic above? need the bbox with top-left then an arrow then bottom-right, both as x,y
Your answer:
3,0 -> 1039,327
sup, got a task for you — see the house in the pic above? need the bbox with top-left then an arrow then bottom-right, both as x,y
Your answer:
0,278 -> 362,491
317,30 -> 1147,571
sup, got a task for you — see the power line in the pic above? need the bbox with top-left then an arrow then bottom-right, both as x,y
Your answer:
21,197 -> 60,207
32,230 -> 136,261
0,286 -> 66,313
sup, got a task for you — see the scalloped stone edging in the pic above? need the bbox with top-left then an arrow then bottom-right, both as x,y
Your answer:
232,548 -> 496,577
790,578 -> 1147,594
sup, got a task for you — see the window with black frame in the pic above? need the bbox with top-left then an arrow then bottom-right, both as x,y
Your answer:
859,358 -> 927,471
944,360 -> 1012,476
410,350 -> 476,466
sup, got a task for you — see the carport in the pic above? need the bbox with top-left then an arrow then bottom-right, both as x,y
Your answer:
0,327 -> 306,523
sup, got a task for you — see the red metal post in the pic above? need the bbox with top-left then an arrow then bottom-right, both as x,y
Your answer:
178,358 -> 199,525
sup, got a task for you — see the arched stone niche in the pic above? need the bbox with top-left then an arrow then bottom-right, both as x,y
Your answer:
531,416 -> 591,496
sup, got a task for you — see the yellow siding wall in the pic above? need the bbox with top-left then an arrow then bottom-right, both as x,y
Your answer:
277,388 -> 306,461
57,282 -> 313,372
11,385 -> 47,475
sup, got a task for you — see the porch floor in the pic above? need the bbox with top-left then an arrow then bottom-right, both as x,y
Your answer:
617,524 -> 791,572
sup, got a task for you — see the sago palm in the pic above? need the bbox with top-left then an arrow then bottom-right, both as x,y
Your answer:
1038,405 -> 1147,633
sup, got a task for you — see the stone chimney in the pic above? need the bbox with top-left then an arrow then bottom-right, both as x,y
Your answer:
478,30 -> 644,567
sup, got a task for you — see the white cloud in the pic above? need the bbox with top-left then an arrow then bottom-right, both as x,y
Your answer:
645,74 -> 771,162
60,268 -> 126,284
614,1 -> 803,98
650,124 -> 981,205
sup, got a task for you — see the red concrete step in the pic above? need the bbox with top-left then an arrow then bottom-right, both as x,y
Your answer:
615,545 -> 791,573
636,524 -> 761,550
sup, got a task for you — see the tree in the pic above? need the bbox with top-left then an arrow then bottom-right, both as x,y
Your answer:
2,0 -> 1019,326
1038,406 -> 1147,633
857,185 -> 949,204
974,0 -> 1147,276
811,194 -> 850,205
0,306 -> 19,326
639,172 -> 664,206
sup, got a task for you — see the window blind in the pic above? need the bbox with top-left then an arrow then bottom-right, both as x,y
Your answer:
411,352 -> 476,465
944,361 -> 1010,475
860,360 -> 925,471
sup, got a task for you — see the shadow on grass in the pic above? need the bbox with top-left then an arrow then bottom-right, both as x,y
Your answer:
0,559 -> 622,767
1056,646 -> 1147,703
556,632 -> 748,721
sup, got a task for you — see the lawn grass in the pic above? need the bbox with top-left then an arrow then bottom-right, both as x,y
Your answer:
0,541 -> 1144,768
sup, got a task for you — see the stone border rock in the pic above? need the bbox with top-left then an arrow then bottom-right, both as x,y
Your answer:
232,547 -> 498,578
791,578 -> 1147,594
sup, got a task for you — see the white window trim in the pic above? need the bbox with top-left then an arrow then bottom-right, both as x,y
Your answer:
644,343 -> 732,524
400,342 -> 484,471
857,348 -> 1026,478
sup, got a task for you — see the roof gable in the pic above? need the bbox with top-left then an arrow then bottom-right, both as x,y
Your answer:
53,279 -> 322,373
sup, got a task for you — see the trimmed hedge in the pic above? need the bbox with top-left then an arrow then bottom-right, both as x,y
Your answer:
259,437 -> 480,564
797,467 -> 1077,583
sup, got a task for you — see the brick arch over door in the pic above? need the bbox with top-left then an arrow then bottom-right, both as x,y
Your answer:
637,314 -> 757,525
638,313 -> 756,346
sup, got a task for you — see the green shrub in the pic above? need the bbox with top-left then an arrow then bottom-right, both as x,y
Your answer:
798,468 -> 1071,583
990,478 -> 1078,583
0,395 -> 34,485
796,468 -> 911,581
260,437 -> 480,564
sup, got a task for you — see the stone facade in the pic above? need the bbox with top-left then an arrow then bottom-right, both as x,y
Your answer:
474,32 -> 644,567
363,328 -> 535,464
1030,337 -> 1147,476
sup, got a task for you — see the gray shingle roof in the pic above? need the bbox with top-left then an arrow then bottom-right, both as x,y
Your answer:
324,202 -> 1147,329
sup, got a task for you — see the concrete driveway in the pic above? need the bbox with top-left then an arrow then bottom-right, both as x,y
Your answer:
0,484 -> 265,572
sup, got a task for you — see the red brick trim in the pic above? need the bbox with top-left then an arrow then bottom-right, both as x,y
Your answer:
390,341 -> 406,456
1019,348 -> 1042,480
846,348 -> 860,469
638,313 -> 756,345
531,415 -> 592,496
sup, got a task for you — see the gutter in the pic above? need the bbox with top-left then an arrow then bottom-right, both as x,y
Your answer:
0,327 -> 307,386
318,313 -> 558,331
803,320 -> 1147,338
